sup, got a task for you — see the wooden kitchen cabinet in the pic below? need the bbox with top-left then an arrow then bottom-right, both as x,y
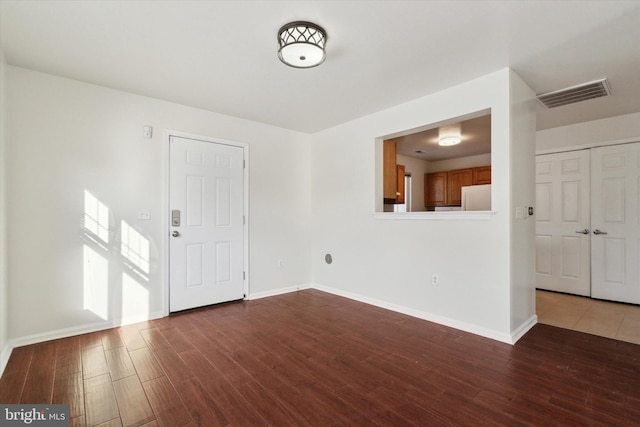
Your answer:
447,168 -> 474,206
396,164 -> 406,204
473,166 -> 492,185
383,141 -> 397,203
425,166 -> 489,207
425,172 -> 448,206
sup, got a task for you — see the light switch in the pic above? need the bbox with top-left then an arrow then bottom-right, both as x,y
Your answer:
137,209 -> 150,220
515,207 -> 523,219
143,125 -> 153,139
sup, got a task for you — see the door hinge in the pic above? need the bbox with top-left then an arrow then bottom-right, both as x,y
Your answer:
243,216 -> 246,225
243,160 -> 246,169
243,271 -> 246,280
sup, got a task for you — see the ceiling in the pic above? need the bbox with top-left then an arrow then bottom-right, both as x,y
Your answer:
391,114 -> 491,161
1,1 -> 638,134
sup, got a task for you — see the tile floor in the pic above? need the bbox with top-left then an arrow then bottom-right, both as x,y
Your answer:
536,289 -> 640,345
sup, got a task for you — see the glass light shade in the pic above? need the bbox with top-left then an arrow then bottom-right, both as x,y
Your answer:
278,21 -> 327,68
439,136 -> 462,146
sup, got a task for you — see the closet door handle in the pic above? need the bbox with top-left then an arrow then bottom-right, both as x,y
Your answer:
575,229 -> 590,234
593,229 -> 608,235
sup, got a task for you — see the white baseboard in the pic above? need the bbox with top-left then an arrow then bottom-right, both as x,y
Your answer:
7,310 -> 165,350
253,284 -> 538,344
310,283 -> 522,345
0,310 -> 159,378
510,314 -> 538,343
1,283 -> 537,378
0,342 -> 12,379
247,284 -> 311,300
247,283 -> 537,345
3,284 -> 314,358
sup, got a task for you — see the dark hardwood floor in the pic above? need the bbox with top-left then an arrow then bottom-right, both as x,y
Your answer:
1,289 -> 639,426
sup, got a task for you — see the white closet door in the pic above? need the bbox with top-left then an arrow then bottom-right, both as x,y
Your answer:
591,142 -> 640,304
535,150 -> 591,296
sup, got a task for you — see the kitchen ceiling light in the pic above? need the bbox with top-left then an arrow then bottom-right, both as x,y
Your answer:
277,21 -> 327,68
439,136 -> 461,146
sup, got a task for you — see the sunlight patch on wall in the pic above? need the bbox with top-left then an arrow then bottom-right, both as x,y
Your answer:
82,190 -> 111,320
83,245 -> 108,320
84,190 -> 110,244
122,272 -> 149,321
121,220 -> 150,280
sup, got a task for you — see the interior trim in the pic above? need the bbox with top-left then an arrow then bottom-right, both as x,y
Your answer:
374,211 -> 496,220
310,283 -> 516,344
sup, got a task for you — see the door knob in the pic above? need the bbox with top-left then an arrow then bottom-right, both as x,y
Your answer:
575,229 -> 590,234
593,229 -> 608,235
172,231 -> 180,237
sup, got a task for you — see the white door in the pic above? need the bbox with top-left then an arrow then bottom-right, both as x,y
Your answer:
591,142 -> 640,304
535,150 -> 591,296
169,136 -> 245,312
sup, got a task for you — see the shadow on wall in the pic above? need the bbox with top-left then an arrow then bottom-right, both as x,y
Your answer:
82,190 -> 151,323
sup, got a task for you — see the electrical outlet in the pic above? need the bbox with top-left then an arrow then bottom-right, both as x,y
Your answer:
278,259 -> 284,270
431,274 -> 439,286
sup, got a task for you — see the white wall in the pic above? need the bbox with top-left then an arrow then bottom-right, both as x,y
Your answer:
311,69 -> 533,342
6,66 -> 311,343
0,49 -> 9,368
536,112 -> 640,152
508,70 -> 537,335
3,64 -> 538,350
396,154 -> 428,211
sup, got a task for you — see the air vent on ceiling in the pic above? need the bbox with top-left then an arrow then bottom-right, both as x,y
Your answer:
536,78 -> 610,109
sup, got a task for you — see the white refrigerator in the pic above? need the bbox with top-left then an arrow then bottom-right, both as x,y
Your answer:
461,184 -> 491,211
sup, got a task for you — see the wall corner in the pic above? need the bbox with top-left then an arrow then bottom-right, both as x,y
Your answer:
508,70 -> 537,335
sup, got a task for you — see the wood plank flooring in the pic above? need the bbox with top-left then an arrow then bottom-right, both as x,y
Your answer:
1,289 -> 639,426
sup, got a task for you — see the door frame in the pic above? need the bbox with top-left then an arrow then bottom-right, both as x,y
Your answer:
535,138 -> 640,300
536,136 -> 640,156
162,130 -> 249,316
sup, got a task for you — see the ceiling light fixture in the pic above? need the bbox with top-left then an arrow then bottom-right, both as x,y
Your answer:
438,123 -> 462,146
438,136 -> 461,146
277,21 -> 327,68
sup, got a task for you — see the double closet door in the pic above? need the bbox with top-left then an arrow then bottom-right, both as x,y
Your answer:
535,142 -> 640,304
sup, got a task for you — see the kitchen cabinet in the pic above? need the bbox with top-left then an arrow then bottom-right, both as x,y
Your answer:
396,164 -> 406,204
447,168 -> 474,206
383,141 -> 397,203
383,141 -> 406,204
473,166 -> 492,185
425,165 -> 490,207
424,172 -> 448,206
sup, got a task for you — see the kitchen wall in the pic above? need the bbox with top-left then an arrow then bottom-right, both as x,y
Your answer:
0,48 -> 8,370
396,154 -> 429,211
311,68 -> 536,342
5,66 -> 312,344
427,153 -> 492,173
394,152 -> 492,212
395,152 -> 493,211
